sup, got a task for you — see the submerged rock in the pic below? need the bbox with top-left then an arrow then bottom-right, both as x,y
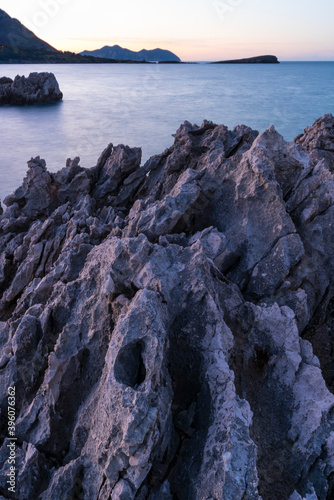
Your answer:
0,114 -> 334,499
0,72 -> 63,105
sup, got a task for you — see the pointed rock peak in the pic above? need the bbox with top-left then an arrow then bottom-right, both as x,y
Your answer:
267,124 -> 277,133
251,124 -> 284,150
0,9 -> 11,19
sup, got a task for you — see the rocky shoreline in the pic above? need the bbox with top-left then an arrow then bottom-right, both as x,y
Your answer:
0,115 -> 334,499
0,72 -> 63,105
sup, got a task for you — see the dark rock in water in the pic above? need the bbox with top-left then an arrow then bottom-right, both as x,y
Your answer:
0,72 -> 63,105
0,115 -> 334,499
213,55 -> 279,64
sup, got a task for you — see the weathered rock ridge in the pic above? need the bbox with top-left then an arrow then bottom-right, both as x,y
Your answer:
0,72 -> 63,105
0,114 -> 334,500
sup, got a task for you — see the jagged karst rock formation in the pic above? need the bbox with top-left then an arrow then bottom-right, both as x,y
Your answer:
0,72 -> 63,105
0,114 -> 334,500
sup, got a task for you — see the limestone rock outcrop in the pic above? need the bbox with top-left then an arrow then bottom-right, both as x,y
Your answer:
0,115 -> 334,499
0,72 -> 63,105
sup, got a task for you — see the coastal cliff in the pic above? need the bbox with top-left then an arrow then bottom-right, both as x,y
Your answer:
0,115 -> 334,499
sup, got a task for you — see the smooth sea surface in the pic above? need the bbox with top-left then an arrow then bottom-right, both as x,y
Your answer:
0,61 -> 333,200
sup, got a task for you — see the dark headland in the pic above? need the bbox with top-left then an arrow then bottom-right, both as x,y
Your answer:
212,54 -> 279,64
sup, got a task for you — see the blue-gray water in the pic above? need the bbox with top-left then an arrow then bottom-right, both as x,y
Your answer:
0,62 -> 333,200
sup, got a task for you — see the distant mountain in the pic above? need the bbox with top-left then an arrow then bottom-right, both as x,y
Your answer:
212,55 -> 279,64
0,9 -> 58,53
0,10 -> 149,64
80,45 -> 181,62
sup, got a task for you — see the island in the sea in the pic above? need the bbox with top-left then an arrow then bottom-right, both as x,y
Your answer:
80,45 -> 181,63
212,55 -> 279,64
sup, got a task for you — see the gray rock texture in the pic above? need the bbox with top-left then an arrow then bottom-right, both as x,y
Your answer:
0,72 -> 63,105
0,114 -> 334,499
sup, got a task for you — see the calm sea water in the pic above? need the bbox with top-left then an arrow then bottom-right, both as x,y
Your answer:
0,62 -> 333,200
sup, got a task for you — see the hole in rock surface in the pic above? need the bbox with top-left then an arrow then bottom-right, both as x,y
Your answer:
254,346 -> 270,373
114,340 -> 146,389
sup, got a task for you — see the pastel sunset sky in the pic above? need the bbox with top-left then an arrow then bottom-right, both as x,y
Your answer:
2,0 -> 334,61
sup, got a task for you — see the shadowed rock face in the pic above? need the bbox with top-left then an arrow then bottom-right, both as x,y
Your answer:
0,72 -> 63,105
0,114 -> 334,500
